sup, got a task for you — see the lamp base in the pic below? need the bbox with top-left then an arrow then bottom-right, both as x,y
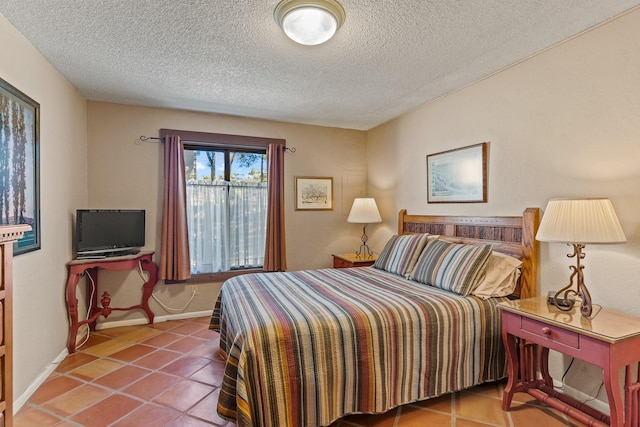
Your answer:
355,224 -> 374,258
552,243 -> 593,318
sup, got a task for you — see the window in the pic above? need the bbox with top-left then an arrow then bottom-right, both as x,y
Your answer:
159,128 -> 285,282
183,147 -> 267,275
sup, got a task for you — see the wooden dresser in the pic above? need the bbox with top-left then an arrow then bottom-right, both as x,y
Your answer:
0,224 -> 31,427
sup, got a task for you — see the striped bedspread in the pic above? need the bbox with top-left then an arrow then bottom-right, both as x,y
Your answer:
210,267 -> 508,427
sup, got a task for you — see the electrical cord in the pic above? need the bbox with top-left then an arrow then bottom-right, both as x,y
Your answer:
137,260 -> 197,313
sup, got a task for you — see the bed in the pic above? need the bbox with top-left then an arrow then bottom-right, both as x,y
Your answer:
210,208 -> 540,427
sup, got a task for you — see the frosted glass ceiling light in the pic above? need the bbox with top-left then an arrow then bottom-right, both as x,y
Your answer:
275,0 -> 346,46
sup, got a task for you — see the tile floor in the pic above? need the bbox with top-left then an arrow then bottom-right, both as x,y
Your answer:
15,317 -> 589,427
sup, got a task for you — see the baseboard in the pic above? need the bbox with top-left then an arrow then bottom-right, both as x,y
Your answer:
14,310 -> 214,414
14,348 -> 69,414
95,310 -> 213,330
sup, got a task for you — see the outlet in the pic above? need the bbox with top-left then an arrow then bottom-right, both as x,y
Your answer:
190,285 -> 199,296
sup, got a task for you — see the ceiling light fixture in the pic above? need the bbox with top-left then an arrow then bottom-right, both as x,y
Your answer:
274,0 -> 346,46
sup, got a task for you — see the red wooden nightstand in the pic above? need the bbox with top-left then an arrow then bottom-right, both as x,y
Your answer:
499,297 -> 640,427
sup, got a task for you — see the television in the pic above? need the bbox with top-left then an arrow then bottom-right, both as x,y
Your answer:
75,209 -> 145,258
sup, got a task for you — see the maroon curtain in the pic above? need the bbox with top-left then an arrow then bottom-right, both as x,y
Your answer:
263,143 -> 287,272
159,135 -> 191,281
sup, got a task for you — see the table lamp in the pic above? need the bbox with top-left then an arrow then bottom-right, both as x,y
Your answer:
347,198 -> 382,258
536,198 -> 626,317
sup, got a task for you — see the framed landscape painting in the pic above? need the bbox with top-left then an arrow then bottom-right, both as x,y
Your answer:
427,142 -> 487,203
295,177 -> 333,210
0,77 -> 40,254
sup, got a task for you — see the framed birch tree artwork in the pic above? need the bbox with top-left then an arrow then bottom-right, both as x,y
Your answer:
0,77 -> 40,254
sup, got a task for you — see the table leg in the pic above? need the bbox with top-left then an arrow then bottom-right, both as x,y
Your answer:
502,331 -> 518,410
66,272 -> 81,353
139,258 -> 158,324
604,358 -> 624,427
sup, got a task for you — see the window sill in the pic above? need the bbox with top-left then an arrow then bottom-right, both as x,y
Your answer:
165,268 -> 263,284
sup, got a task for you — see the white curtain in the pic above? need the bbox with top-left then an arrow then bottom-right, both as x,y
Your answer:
186,181 -> 267,274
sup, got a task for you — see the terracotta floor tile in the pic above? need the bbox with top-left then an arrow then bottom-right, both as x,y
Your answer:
28,375 -> 84,405
409,394 -> 452,414
68,358 -> 124,381
119,326 -> 161,342
193,327 -> 218,340
456,391 -> 510,426
192,316 -> 213,324
122,371 -> 182,401
98,325 -> 142,337
109,343 -> 157,362
189,339 -> 220,359
457,419 -> 501,427
133,348 -> 182,370
153,379 -> 214,412
166,415 -> 221,427
111,403 -> 181,427
339,408 -> 399,427
142,331 -> 182,347
166,336 -> 208,353
93,364 -> 151,390
170,321 -> 207,336
13,406 -> 64,427
150,319 -> 187,331
187,388 -> 229,425
70,394 -> 142,427
396,405 -> 451,426
77,332 -> 113,350
42,384 -> 111,417
55,352 -> 98,373
189,361 -> 225,386
161,355 -> 212,377
82,338 -> 134,356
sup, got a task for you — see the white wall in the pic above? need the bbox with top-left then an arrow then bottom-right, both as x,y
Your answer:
0,14 -> 88,402
367,7 -> 640,406
86,102 -> 368,324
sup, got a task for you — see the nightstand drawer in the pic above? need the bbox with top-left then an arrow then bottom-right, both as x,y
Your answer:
333,257 -> 353,268
521,317 -> 580,349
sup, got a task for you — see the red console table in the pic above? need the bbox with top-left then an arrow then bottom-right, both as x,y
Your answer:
66,251 -> 158,353
499,297 -> 640,427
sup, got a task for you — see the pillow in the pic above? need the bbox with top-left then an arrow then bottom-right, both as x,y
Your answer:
471,252 -> 522,299
409,239 -> 492,295
374,233 -> 431,276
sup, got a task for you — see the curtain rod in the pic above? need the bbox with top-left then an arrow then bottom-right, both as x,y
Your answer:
138,135 -> 296,153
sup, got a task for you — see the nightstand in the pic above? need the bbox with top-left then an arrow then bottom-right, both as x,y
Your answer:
499,297 -> 640,427
332,253 -> 378,268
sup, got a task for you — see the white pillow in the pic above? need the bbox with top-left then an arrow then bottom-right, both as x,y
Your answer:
471,252 -> 522,299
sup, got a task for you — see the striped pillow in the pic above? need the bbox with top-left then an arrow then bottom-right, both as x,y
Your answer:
409,240 -> 492,295
374,233 -> 431,276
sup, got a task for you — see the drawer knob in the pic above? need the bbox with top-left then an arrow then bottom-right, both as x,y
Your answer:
541,327 -> 552,335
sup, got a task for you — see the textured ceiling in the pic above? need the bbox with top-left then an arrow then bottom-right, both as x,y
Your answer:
1,1 -> 639,130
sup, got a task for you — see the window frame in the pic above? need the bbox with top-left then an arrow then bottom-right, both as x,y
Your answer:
160,129 -> 285,284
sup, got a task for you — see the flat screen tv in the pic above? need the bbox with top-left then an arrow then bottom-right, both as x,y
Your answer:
75,209 -> 145,258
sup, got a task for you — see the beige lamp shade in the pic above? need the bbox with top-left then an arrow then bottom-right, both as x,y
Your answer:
347,198 -> 382,224
536,198 -> 626,244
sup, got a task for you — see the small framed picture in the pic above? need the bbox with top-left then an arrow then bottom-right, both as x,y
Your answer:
426,142 -> 488,203
295,177 -> 333,210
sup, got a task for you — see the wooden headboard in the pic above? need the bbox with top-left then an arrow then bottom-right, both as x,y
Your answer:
398,208 -> 540,299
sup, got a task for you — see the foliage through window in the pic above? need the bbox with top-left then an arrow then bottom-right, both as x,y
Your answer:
183,147 -> 268,275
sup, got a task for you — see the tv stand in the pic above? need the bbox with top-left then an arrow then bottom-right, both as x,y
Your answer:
66,250 -> 158,353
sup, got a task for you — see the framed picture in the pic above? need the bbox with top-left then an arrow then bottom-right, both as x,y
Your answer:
0,77 -> 40,254
295,177 -> 333,210
426,142 -> 487,203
